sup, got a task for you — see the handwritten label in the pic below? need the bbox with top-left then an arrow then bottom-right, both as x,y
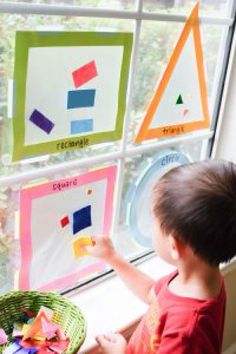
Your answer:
56,137 -> 89,151
161,126 -> 185,136
53,178 -> 78,192
161,153 -> 181,166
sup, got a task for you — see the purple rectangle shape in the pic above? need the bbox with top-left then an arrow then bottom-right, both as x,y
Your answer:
29,109 -> 54,134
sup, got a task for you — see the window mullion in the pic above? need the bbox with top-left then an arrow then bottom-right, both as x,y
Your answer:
111,3 -> 143,234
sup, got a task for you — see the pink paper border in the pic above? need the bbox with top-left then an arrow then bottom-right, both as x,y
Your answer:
19,165 -> 117,291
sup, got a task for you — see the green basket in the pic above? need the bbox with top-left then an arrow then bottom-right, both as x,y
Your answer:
0,291 -> 86,354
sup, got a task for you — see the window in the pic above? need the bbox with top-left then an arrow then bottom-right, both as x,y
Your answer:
0,0 -> 235,294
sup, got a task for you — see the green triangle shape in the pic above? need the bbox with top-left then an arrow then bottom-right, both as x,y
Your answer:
176,94 -> 184,105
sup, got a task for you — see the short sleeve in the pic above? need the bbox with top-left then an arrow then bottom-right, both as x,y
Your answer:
158,331 -> 192,354
157,310 -> 221,354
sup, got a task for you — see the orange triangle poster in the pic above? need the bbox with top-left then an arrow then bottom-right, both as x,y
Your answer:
135,3 -> 210,143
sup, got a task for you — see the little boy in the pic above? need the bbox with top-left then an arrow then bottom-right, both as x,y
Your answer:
86,159 -> 236,354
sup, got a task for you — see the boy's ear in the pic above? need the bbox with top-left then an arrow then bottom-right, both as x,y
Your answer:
168,235 -> 185,261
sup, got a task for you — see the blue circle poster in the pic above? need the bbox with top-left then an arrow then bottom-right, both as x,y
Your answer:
127,151 -> 191,248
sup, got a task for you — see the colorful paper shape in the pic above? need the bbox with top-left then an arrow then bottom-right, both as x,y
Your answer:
73,236 -> 94,259
183,109 -> 189,116
3,342 -> 22,354
41,318 -> 58,340
72,60 -> 98,88
17,347 -> 36,354
22,325 -> 31,336
12,323 -> 24,338
47,339 -> 70,354
37,348 -> 54,354
70,119 -> 93,135
20,308 -> 35,319
67,89 -> 95,109
135,3 -> 210,142
13,326 -> 24,339
14,339 -> 39,354
29,109 -> 55,135
72,205 -> 92,235
38,307 -> 53,321
13,32 -> 133,161
60,216 -> 69,228
23,311 -> 49,341
176,94 -> 183,105
0,328 -> 8,345
19,166 -> 117,291
20,339 -> 43,349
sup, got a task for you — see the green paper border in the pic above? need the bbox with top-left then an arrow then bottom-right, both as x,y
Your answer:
13,31 -> 133,161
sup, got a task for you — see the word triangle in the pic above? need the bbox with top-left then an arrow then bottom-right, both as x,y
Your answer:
135,3 -> 210,143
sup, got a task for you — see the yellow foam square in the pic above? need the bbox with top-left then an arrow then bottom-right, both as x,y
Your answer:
73,236 -> 93,259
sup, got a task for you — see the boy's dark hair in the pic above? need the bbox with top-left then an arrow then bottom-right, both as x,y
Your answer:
153,159 -> 236,265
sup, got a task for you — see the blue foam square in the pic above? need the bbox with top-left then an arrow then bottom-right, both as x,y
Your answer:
73,205 -> 92,235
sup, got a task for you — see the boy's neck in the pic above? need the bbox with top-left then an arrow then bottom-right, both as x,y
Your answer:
169,257 -> 222,300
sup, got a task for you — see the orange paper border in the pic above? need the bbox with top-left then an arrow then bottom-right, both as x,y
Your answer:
135,3 -> 210,143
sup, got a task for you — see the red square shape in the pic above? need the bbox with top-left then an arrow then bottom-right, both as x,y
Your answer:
60,216 -> 69,228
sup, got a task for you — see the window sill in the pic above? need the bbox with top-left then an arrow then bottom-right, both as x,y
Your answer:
67,256 -> 236,353
67,256 -> 174,353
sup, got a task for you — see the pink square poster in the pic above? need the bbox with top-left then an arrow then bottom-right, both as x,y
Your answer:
19,165 -> 117,291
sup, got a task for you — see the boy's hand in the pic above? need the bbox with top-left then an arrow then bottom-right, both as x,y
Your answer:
85,236 -> 117,263
96,333 -> 127,354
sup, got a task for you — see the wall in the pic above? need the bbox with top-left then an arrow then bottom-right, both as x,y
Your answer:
222,264 -> 236,351
213,27 -> 236,352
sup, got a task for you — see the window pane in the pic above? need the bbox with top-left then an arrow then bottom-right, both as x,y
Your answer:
115,141 -> 203,259
143,0 -> 232,17
128,21 -> 225,144
0,14 -> 134,175
2,0 -> 137,10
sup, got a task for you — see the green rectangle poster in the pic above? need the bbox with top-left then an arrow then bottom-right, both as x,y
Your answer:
13,31 -> 133,161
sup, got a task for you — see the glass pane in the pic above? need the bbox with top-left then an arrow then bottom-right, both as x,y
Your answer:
143,0 -> 232,17
0,14 -> 134,175
114,141 -> 203,258
128,20 -> 225,144
0,160 -> 117,294
3,0 -> 137,10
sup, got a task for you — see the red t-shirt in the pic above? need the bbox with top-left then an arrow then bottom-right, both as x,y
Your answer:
126,271 -> 226,354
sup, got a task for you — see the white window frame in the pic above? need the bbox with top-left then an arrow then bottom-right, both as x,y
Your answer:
0,0 -> 235,294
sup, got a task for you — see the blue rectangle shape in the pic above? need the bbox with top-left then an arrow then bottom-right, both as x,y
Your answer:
67,89 -> 96,109
70,119 -> 93,135
73,205 -> 92,235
